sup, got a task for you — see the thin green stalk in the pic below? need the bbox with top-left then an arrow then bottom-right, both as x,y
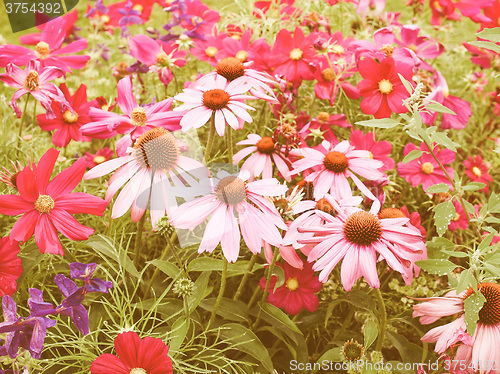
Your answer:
233,255 -> 257,300
226,126 -> 233,164
374,288 -> 387,351
16,94 -> 31,155
204,115 -> 216,164
165,232 -> 186,276
133,213 -> 147,267
184,297 -> 190,320
207,258 -> 228,330
252,247 -> 279,330
247,285 -> 261,309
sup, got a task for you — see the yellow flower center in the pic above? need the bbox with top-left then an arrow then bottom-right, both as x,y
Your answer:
205,46 -> 218,57
421,162 -> 434,175
93,156 -> 106,164
235,50 -> 248,62
289,48 -> 303,61
366,151 -> 373,159
63,110 -> 78,124
35,41 -> 50,58
132,4 -> 143,12
472,166 -> 482,177
452,213 -> 461,222
24,71 -> 39,91
381,44 -> 394,57
378,79 -> 393,94
331,44 -> 345,54
317,112 -> 330,123
408,44 -> 418,53
34,195 -> 55,214
321,68 -> 335,82
285,277 -> 299,291
129,369 -> 147,374
101,15 -> 110,23
131,107 -> 147,126
156,51 -> 169,65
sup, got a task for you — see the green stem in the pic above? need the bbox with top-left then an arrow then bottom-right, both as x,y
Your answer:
247,285 -> 261,309
184,297 -> 190,320
165,232 -> 187,276
374,288 -> 387,352
226,126 -> 233,164
133,213 -> 147,268
207,258 -> 228,330
16,94 -> 31,155
233,255 -> 257,301
252,247 -> 279,330
204,115 -> 216,164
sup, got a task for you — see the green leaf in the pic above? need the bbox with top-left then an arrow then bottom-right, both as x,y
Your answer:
354,118 -> 401,129
433,200 -> 456,236
456,269 -> 476,295
488,192 -> 500,213
431,131 -> 460,152
187,271 -> 212,313
483,262 -> 500,277
425,101 -> 456,115
463,182 -> 486,191
478,233 -> 495,252
426,237 -> 456,259
169,316 -> 189,355
415,259 -> 456,276
363,320 -> 378,350
199,298 -> 250,323
312,348 -> 342,374
464,290 -> 486,336
485,217 -> 500,224
386,331 -> 423,362
476,27 -> 500,42
148,260 -> 181,279
271,265 -> 285,292
426,183 -> 450,193
86,235 -> 140,278
258,302 -> 302,335
219,323 -> 274,373
462,199 -> 476,215
187,257 -> 260,276
398,73 -> 414,95
468,40 -> 500,54
401,150 -> 423,164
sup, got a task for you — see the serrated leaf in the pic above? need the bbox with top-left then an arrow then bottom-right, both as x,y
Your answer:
148,260 -> 181,279
402,150 -> 423,164
363,320 -> 378,350
355,118 -> 401,128
433,200 -> 456,236
464,291 -> 485,336
426,183 -> 450,193
415,259 -> 456,275
476,27 -> 500,42
456,269 -> 475,294
425,102 -> 456,115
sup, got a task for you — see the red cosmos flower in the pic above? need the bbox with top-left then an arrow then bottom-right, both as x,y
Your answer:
37,83 -> 99,147
349,129 -> 394,171
90,331 -> 173,374
357,57 -> 412,119
0,149 -> 106,255
449,200 -> 469,231
260,261 -> 322,315
0,238 -> 23,296
89,0 -> 157,28
84,148 -> 114,169
19,10 -> 78,46
270,27 -> 318,84
400,206 -> 427,239
463,155 -> 493,193
313,56 -> 359,105
191,33 -> 229,66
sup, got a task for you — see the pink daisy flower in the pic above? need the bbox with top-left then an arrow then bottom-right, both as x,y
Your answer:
0,16 -> 89,73
413,283 -> 500,370
464,155 -> 493,193
357,57 -> 413,119
297,200 -> 426,289
0,149 -> 106,255
349,129 -> 395,171
169,170 -> 287,263
289,140 -> 386,206
84,148 -> 115,169
396,142 -> 455,191
174,75 -> 254,137
80,77 -> 183,140
449,200 -> 469,231
233,134 -> 291,180
259,260 -> 322,315
84,128 -> 208,227
0,60 -> 69,119
37,83 -> 99,147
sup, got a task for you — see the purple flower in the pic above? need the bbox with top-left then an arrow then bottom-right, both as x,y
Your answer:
68,262 -> 113,293
54,275 -> 89,335
118,1 -> 143,26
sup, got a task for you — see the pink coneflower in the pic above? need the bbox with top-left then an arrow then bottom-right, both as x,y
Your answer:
174,75 -> 254,136
259,260 -> 322,315
169,170 -> 287,262
90,331 -> 173,374
449,200 -> 469,231
396,142 -> 455,191
350,129 -> 394,171
84,148 -> 115,169
84,128 -> 208,227
270,27 -> 318,83
0,16 -> 89,73
0,237 -> 23,296
233,134 -> 291,180
357,57 -> 413,119
289,140 -> 386,205
0,60 -> 68,119
37,83 -> 98,147
464,155 -> 493,193
0,149 -> 106,255
80,77 -> 183,140
297,200 -> 426,289
413,283 -> 500,370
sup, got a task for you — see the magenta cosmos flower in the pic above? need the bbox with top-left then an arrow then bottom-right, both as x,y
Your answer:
174,75 -> 254,136
0,237 -> 23,297
259,260 -> 322,315
269,27 -> 318,83
297,201 -> 426,289
37,83 -> 99,147
0,149 -> 106,255
81,77 -> 183,140
413,283 -> 500,370
85,128 -> 208,228
357,57 -> 413,119
397,142 -> 455,191
169,170 -> 287,262
349,129 -> 394,171
464,155 -> 492,193
0,60 -> 68,119
289,140 -> 386,205
0,16 -> 89,73
233,134 -> 291,180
